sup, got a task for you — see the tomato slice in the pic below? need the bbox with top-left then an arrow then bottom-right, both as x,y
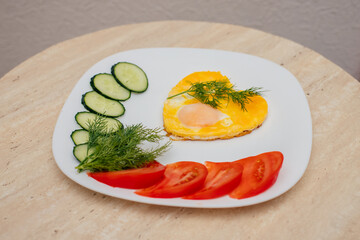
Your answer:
229,151 -> 284,199
135,161 -> 208,198
183,161 -> 243,200
88,161 -> 165,189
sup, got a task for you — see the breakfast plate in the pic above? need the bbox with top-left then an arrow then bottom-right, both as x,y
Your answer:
52,48 -> 312,208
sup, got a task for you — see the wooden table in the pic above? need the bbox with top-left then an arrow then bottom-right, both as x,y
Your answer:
1,21 -> 359,240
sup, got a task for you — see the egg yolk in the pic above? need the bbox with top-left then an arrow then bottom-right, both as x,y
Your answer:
177,103 -> 224,127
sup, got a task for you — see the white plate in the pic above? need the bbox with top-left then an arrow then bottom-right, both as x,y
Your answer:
52,48 -> 312,208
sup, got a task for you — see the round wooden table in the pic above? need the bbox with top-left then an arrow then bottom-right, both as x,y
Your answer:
1,21 -> 359,239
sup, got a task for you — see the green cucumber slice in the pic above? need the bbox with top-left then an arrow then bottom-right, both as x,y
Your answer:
73,143 -> 95,162
90,73 -> 131,101
71,129 -> 89,145
111,62 -> 148,93
81,91 -> 125,117
75,112 -> 122,131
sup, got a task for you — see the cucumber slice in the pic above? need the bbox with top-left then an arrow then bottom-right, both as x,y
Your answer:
81,91 -> 125,117
71,129 -> 89,145
90,73 -> 131,101
75,112 -> 122,131
111,62 -> 148,93
73,143 -> 95,162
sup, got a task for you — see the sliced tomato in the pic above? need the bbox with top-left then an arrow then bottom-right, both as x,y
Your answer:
135,161 -> 208,198
183,161 -> 243,200
229,151 -> 283,199
88,161 -> 165,189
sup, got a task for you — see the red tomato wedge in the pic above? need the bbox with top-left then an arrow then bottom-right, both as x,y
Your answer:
183,161 -> 243,200
135,161 -> 208,198
229,151 -> 284,199
88,161 -> 165,189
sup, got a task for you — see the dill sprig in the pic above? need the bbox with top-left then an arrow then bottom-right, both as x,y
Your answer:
167,80 -> 263,111
76,116 -> 171,173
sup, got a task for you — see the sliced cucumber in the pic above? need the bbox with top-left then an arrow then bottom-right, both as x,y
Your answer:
111,62 -> 148,93
73,143 -> 95,162
90,73 -> 131,101
75,111 -> 122,131
71,129 -> 89,145
81,91 -> 125,117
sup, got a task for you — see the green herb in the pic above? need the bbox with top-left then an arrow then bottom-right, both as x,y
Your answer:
167,80 -> 263,111
76,116 -> 171,173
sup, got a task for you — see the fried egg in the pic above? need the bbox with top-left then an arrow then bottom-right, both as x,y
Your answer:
163,71 -> 268,140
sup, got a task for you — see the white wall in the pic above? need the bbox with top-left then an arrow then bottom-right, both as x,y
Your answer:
1,0 -> 359,80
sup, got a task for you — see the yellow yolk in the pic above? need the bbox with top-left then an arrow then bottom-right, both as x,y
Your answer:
178,103 -> 225,128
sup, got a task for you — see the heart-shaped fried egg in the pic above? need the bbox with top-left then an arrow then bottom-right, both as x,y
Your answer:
163,71 -> 268,140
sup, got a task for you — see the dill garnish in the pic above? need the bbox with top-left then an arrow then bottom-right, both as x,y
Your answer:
76,116 -> 171,173
167,80 -> 263,111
